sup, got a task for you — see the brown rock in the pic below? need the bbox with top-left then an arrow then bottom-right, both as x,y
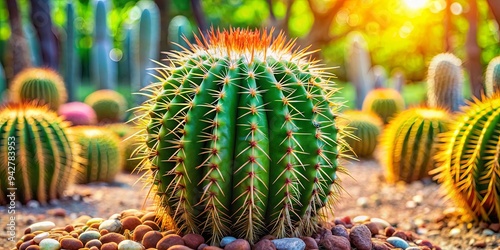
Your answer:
490,223 -> 500,232
143,220 -> 161,231
122,216 -> 142,231
182,233 -> 205,249
473,241 -> 487,248
142,231 -> 164,248
23,234 -> 36,242
349,224 -> 373,250
100,229 -> 110,235
25,246 -> 40,250
85,239 -> 103,248
141,212 -> 159,222
385,226 -> 395,237
197,243 -> 208,250
101,242 -> 119,250
121,209 -> 143,218
19,239 -> 35,250
225,239 -> 250,250
331,225 -> 349,238
90,246 -> 100,250
100,232 -> 125,244
364,222 -> 381,236
392,231 -> 408,241
372,242 -> 391,250
261,235 -> 276,240
157,234 -> 185,250
202,246 -> 223,250
64,224 -> 74,233
320,235 -> 350,250
168,245 -> 194,250
253,239 -> 276,250
133,225 -> 154,242
60,237 -> 84,250
47,208 -> 67,217
300,237 -> 317,250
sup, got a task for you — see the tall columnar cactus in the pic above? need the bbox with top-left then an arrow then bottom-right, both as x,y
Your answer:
372,65 -> 387,89
362,88 -> 405,124
346,33 -> 373,109
10,68 -> 68,110
340,110 -> 383,158
168,15 -> 193,51
0,105 -> 80,205
382,108 -> 451,183
427,53 -> 464,112
63,1 -> 78,102
71,126 -> 122,183
105,123 -> 142,172
84,89 -> 127,123
58,102 -> 97,126
92,0 -> 116,90
0,61 -> 5,102
432,96 -> 500,222
485,56 -> 500,97
391,69 -> 405,93
135,28 -> 346,244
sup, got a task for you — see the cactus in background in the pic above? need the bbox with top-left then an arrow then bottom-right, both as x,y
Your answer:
362,88 -> 405,124
84,89 -> 127,123
382,108 -> 451,183
168,15 -> 193,51
0,105 -> 80,205
135,28 -> 346,244
91,0 -> 116,90
71,126 -> 122,183
0,61 -> 5,102
63,1 -> 78,102
10,68 -> 68,110
23,23 -> 42,67
119,23 -> 133,85
58,102 -> 97,126
372,65 -> 387,89
346,33 -> 373,109
105,123 -> 142,172
432,96 -> 500,222
485,56 -> 500,97
340,110 -> 383,158
427,53 -> 464,112
391,69 -> 405,93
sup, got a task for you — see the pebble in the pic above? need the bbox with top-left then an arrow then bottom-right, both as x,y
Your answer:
100,219 -> 123,233
387,236 -> 409,249
300,237 -> 317,249
46,208 -> 66,217
79,230 -> 101,245
25,246 -> 40,250
182,233 -> 205,249
133,225 -> 153,242
142,231 -> 163,248
39,238 -> 60,250
121,216 -> 142,231
352,215 -> 370,224
412,195 -> 423,204
102,242 -> 119,250
472,241 -> 487,248
20,240 -> 35,250
101,232 -> 126,244
60,237 -> 84,250
405,200 -> 417,209
448,227 -> 461,237
29,221 -> 56,232
331,224 -> 349,238
405,247 -> 421,250
370,218 -> 391,229
254,239 -> 277,250
349,224 -> 373,250
85,239 -> 103,248
143,221 -> 160,230
272,238 -> 306,250
168,246 -> 193,250
220,236 -> 237,247
33,232 -> 49,243
357,197 -> 369,208
27,200 -> 40,208
364,222 -> 380,236
224,239 -> 250,250
489,223 -> 500,231
86,218 -> 105,226
482,229 -> 495,236
118,240 -> 146,250
156,234 -> 185,250
320,235 -> 350,250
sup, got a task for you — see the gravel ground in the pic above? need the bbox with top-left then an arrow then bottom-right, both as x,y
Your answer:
1,153 -> 499,249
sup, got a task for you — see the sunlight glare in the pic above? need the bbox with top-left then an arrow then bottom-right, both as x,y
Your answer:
403,0 -> 429,10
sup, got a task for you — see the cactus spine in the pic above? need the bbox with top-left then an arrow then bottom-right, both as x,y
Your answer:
84,89 -> 128,123
168,15 -> 193,51
63,1 -> 78,102
346,33 -> 372,109
427,53 -> 464,112
91,0 -> 116,90
485,56 -> 500,97
136,28 -> 346,244
362,88 -> 405,124
340,110 -> 383,158
0,105 -> 80,205
433,96 -> 500,222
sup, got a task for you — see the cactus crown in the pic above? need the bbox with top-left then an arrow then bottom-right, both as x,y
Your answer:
339,110 -> 383,158
362,88 -> 405,124
84,89 -> 128,123
427,53 -> 463,111
485,56 -> 500,97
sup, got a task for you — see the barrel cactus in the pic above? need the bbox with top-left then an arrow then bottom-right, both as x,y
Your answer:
427,53 -> 464,112
106,123 -> 142,172
362,88 -> 405,124
135,28 -> 346,244
340,110 -> 383,158
10,68 -> 67,110
71,126 -> 122,183
485,56 -> 500,97
84,89 -> 128,123
0,105 -> 80,205
58,102 -> 97,126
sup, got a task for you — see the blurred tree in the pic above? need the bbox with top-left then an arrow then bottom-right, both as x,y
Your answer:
5,0 -> 30,78
486,0 -> 500,26
466,0 -> 482,98
29,0 -> 58,69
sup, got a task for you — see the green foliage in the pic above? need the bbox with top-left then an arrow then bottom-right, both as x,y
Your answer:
433,96 -> 500,223
0,105 -> 80,205
71,126 -> 122,183
485,56 -> 500,97
362,88 -> 405,124
84,89 -> 128,123
427,53 -> 464,112
341,110 -> 383,158
137,29 -> 346,244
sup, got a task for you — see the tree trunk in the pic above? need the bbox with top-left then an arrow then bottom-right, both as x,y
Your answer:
465,0 -> 483,98
155,0 -> 171,54
5,0 -> 31,78
190,0 -> 208,35
29,0 -> 58,70
486,0 -> 500,26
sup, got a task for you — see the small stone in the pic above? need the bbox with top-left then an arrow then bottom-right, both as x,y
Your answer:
85,239 -> 103,248
482,229 -> 495,236
19,240 -> 35,250
254,239 -> 277,250
406,247 -> 422,250
320,235 -> 349,250
416,239 -> 433,249
86,218 -> 105,226
372,242 -> 391,250
143,221 -> 160,231
202,247 -> 223,250
392,231 -> 408,241
339,216 -> 352,225
472,241 -> 487,248
25,246 -> 40,250
364,222 -> 380,236
60,237 -> 84,250
79,230 -> 101,245
489,223 -> 500,232
449,227 -> 461,237
141,212 -> 158,222
89,247 -> 100,250
220,236 -> 237,247
39,238 -> 60,250
29,221 -> 56,232
352,215 -> 370,224
109,213 -> 122,220
64,224 -> 74,233
182,233 -> 204,249
73,215 -> 92,224
272,238 -> 306,250
224,239 -> 250,250
370,218 -> 391,229
156,234 -> 185,250
413,195 -> 423,204
300,237 -> 317,250
118,240 -> 146,250
387,236 -> 409,249
357,197 -> 369,208
102,242 -> 119,250
27,200 -> 40,208
33,232 -> 49,243
133,225 -> 153,242
331,224 -> 349,238
167,246 -> 193,250
142,231 -> 163,248
197,243 -> 208,250
121,216 -> 142,231
101,232 -> 126,244
100,219 -> 123,233
349,224 -> 372,250
47,208 -> 67,217
121,209 -> 142,218
406,200 -> 417,209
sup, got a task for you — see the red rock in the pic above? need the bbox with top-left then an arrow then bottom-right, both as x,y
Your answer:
122,216 -> 142,231
157,234 -> 185,250
349,224 -> 373,250
364,222 -> 381,236
489,223 -> 500,232
224,239 -> 250,250
142,231 -> 164,248
64,224 -> 74,233
133,225 -> 153,242
143,220 -> 160,230
25,246 -> 40,250
85,239 -> 103,248
47,208 -> 67,217
392,231 -> 408,241
101,242 -> 119,250
60,237 -> 84,250
141,212 -> 158,222
384,226 -> 395,237
182,233 -> 204,249
100,228 -> 110,235
254,239 -> 277,250
167,245 -> 193,250
89,246 -> 100,250
22,234 -> 36,242
100,232 -> 125,244
372,242 -> 391,250
301,237 -> 317,250
320,235 -> 350,250
473,241 -> 487,248
340,216 -> 352,225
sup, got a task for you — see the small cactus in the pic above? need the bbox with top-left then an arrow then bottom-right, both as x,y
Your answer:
362,88 -> 405,124
91,0 -> 116,90
346,33 -> 373,109
58,102 -> 97,126
71,126 -> 122,183
340,110 -> 383,158
485,56 -> 500,97
10,68 -> 67,110
168,15 -> 193,51
105,123 -> 143,173
0,105 -> 80,205
84,89 -> 128,123
427,53 -> 464,112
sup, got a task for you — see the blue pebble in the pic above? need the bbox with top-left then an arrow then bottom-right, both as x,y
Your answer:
387,236 -> 410,249
272,238 -> 306,250
220,236 -> 237,247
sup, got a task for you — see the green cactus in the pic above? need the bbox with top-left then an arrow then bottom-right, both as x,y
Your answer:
427,53 -> 464,112
0,105 -> 80,205
485,56 -> 500,97
10,68 -> 68,110
372,65 -> 387,89
362,88 -> 405,124
340,110 -> 383,158
0,61 -> 5,102
71,126 -> 122,183
432,96 -> 500,222
63,1 -> 78,102
168,15 -> 193,51
346,33 -> 373,109
105,123 -> 143,172
92,0 -> 116,90
135,28 -> 346,244
84,89 -> 128,123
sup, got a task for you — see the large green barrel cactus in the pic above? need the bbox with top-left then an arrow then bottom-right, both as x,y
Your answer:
136,28 -> 346,244
362,88 -> 405,124
10,68 -> 68,110
382,108 -> 451,183
427,53 -> 464,112
71,126 -> 122,183
84,89 -> 128,123
485,56 -> 500,97
0,105 -> 80,205
340,110 -> 383,158
433,96 -> 500,223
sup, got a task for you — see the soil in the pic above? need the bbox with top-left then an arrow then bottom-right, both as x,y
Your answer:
1,152 -> 498,249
